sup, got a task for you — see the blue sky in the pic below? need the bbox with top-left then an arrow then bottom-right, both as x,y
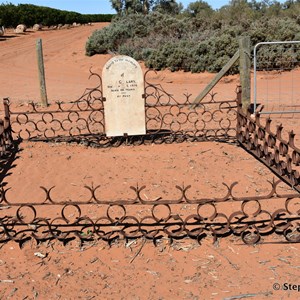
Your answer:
1,0 -> 288,14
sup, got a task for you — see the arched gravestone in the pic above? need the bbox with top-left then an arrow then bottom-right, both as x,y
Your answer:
103,56 -> 146,137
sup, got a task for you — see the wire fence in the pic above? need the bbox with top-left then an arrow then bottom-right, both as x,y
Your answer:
253,41 -> 300,115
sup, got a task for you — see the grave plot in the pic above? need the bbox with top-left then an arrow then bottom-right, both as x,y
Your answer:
1,138 -> 298,245
0,56 -> 300,246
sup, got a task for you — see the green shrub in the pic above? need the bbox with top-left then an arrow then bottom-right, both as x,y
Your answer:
86,24 -> 130,55
84,3 -> 300,73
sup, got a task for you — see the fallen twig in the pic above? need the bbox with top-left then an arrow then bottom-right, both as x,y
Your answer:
207,245 -> 240,270
130,237 -> 146,264
223,292 -> 272,300
0,280 -> 14,283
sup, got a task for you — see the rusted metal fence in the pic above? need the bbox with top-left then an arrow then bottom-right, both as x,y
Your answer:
4,70 -> 237,147
1,72 -> 300,245
237,87 -> 300,191
0,180 -> 299,245
0,102 -> 13,156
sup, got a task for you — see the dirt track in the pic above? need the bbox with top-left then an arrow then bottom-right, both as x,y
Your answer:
0,24 -> 299,299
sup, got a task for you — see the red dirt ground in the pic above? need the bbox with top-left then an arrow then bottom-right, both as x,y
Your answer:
0,24 -> 299,300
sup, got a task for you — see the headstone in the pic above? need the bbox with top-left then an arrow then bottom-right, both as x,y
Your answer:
102,55 -> 146,137
15,24 -> 27,33
33,24 -> 42,31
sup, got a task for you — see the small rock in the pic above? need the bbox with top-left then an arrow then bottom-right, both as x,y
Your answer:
34,252 -> 47,259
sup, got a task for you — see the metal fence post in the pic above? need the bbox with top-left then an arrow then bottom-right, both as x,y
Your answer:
239,36 -> 251,112
36,38 -> 48,107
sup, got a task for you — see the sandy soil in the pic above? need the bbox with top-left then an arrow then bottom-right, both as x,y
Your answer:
0,24 -> 238,103
0,24 -> 300,300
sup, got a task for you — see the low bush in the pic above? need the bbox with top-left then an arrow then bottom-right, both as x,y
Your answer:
87,0 -> 300,73
86,12 -> 247,73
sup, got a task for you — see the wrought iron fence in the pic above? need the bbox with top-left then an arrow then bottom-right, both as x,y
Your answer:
0,180 -> 299,245
237,88 -> 300,191
0,105 -> 13,156
4,70 -> 237,147
1,73 -> 300,245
